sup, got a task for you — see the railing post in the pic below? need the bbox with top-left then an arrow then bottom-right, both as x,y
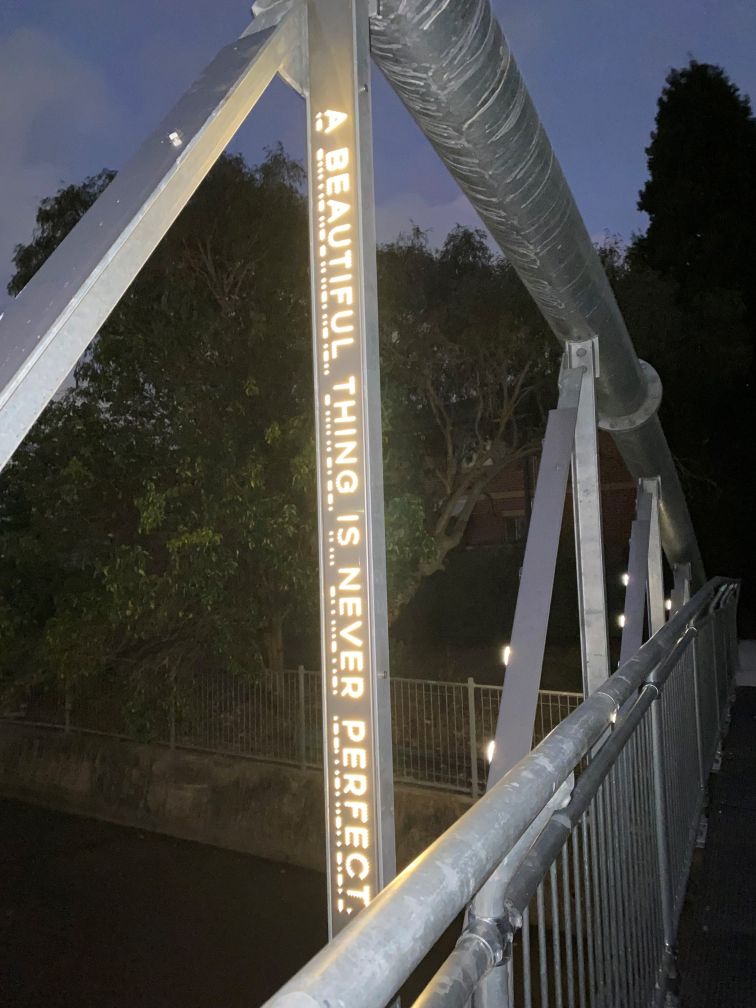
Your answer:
641,477 -> 666,636
468,677 -> 479,800
169,692 -> 176,750
691,631 -> 706,793
650,688 -> 676,989
298,665 -> 307,769
566,338 -> 610,697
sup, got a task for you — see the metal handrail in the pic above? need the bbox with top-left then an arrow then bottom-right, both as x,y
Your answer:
261,577 -> 737,1008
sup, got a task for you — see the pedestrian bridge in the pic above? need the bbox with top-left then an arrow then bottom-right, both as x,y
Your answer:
265,579 -> 745,1008
0,2 -> 752,1006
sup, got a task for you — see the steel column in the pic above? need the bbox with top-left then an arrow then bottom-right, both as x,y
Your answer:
671,563 -> 692,615
567,340 -> 610,695
0,12 -> 301,472
643,478 -> 666,636
486,366 -> 582,787
619,487 -> 652,667
305,0 -> 396,937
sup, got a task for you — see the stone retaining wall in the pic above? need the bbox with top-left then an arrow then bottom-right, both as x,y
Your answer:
0,722 -> 471,871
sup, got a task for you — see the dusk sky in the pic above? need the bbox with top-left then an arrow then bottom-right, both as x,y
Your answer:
1,0 -> 755,306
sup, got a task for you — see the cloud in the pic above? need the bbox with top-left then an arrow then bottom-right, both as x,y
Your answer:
0,27 -> 116,299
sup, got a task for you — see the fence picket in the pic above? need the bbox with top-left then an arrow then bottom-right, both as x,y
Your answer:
5,671 -> 582,795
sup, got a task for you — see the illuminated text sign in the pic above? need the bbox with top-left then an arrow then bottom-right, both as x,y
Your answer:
306,0 -> 395,937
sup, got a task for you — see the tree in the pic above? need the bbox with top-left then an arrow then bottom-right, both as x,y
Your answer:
0,151 -> 316,710
379,226 -> 555,615
0,160 -> 554,708
599,238 -> 750,492
629,62 -> 756,606
634,61 -> 756,317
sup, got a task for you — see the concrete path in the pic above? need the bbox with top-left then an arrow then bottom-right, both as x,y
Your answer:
677,687 -> 756,1007
737,639 -> 756,687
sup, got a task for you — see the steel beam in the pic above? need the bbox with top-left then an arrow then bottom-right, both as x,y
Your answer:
568,341 -> 610,695
305,0 -> 396,938
619,488 -> 652,667
486,367 -> 582,788
643,478 -> 666,635
369,0 -> 704,586
0,11 -> 302,472
671,562 -> 691,615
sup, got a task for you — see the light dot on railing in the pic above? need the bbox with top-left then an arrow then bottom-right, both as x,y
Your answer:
486,740 -> 496,763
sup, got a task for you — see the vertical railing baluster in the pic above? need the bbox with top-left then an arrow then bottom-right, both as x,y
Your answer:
298,665 -> 306,769
650,686 -> 675,996
468,677 -> 478,800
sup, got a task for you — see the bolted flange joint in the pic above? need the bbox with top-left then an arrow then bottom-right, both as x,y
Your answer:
459,907 -> 519,971
598,360 -> 663,433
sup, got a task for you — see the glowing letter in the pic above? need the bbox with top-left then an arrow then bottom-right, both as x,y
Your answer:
327,200 -> 350,224
339,620 -> 363,647
338,594 -> 362,614
343,720 -> 366,742
328,224 -> 351,249
338,568 -> 361,592
340,675 -> 364,697
326,173 -> 350,196
325,148 -> 349,172
317,109 -> 348,134
346,884 -> 371,906
340,652 -> 364,672
337,525 -> 360,547
343,747 -> 367,770
343,773 -> 367,796
335,470 -> 358,494
345,852 -> 370,880
345,800 -> 368,822
331,309 -> 354,333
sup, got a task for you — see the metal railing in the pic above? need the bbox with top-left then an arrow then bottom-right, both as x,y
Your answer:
262,577 -> 739,1008
3,670 -> 580,799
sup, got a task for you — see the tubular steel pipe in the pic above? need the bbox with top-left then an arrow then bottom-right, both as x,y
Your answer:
370,0 -> 704,584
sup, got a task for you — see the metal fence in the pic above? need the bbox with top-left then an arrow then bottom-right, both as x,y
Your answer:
5,671 -> 581,799
261,578 -> 739,1008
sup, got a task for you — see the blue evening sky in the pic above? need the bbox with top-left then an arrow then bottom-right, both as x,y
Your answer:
1,0 -> 755,302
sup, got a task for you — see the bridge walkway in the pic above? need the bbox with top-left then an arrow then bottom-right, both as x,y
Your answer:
678,672 -> 756,1006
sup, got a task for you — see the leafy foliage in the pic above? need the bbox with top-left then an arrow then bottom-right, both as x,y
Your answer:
634,61 -> 756,315
0,157 -> 555,704
627,60 -> 756,607
0,151 -> 315,702
379,226 -> 556,613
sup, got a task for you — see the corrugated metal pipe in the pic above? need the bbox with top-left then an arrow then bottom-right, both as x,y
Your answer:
370,0 -> 704,584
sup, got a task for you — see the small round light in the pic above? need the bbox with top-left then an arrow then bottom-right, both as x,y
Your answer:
502,644 -> 511,666
665,598 -> 672,612
621,572 -> 630,587
618,614 -> 626,628
486,740 -> 496,763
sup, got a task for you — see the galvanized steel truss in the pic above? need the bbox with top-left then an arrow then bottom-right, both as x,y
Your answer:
0,1 -> 729,1004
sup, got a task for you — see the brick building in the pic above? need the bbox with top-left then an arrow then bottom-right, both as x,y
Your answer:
463,430 -> 637,576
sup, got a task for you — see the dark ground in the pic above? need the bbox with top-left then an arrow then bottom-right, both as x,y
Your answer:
0,800 -> 456,1008
677,686 -> 756,1007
